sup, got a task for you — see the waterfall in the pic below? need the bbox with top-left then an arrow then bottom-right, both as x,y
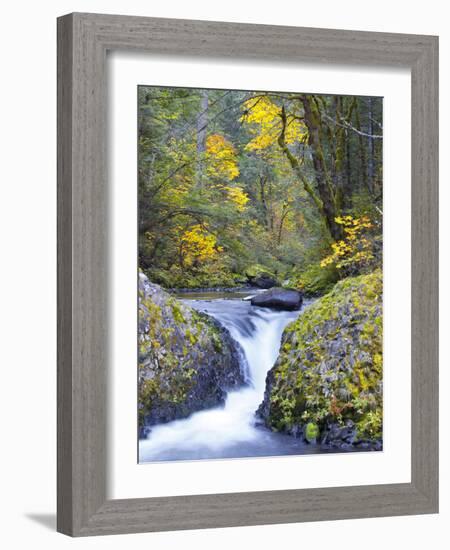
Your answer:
139,295 -> 314,462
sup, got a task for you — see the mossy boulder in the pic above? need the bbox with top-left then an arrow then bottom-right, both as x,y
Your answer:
245,264 -> 279,289
289,262 -> 339,296
138,271 -> 245,433
304,422 -> 320,443
257,270 -> 383,450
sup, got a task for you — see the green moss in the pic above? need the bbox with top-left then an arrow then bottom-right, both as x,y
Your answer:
244,264 -> 276,280
169,299 -> 186,325
138,275 -> 240,426
264,269 -> 383,443
146,265 -> 239,290
185,329 -> 198,345
210,330 -> 223,353
291,262 -> 339,296
304,422 -> 319,442
356,410 -> 382,439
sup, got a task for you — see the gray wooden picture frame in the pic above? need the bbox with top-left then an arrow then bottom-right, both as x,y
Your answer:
57,12 -> 439,537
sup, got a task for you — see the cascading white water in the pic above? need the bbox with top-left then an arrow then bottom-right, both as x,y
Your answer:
139,295 -> 315,462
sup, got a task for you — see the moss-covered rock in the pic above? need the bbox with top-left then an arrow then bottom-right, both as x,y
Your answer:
245,264 -> 279,289
289,262 -> 339,296
138,271 -> 245,433
257,269 -> 383,450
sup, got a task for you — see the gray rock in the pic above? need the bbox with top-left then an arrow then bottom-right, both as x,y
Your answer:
255,271 -> 383,452
250,273 -> 278,289
250,287 -> 303,311
138,271 -> 246,433
321,420 -> 357,448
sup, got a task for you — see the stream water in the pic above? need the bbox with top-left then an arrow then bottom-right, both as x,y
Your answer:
139,291 -> 323,462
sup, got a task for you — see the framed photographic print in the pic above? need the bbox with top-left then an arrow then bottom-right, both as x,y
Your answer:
57,13 -> 438,536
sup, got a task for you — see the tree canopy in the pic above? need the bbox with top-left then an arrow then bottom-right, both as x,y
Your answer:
138,86 -> 383,292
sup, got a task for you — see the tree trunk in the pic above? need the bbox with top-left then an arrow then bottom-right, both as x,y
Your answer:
196,89 -> 209,187
258,175 -> 270,229
299,96 -> 343,240
277,204 -> 290,245
354,100 -> 370,194
367,97 -> 375,192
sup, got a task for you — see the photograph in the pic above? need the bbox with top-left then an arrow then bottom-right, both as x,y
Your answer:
137,85 -> 383,463
0,1 -> 441,543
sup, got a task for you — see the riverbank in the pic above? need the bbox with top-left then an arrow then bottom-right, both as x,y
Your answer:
138,273 -> 246,433
257,270 -> 383,450
170,285 -> 254,295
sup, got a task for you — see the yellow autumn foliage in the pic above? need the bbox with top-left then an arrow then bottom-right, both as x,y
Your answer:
205,134 -> 240,180
241,96 -> 307,151
181,225 -> 222,267
321,215 -> 375,270
224,185 -> 249,211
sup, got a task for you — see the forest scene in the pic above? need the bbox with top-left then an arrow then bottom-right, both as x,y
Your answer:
138,86 -> 383,462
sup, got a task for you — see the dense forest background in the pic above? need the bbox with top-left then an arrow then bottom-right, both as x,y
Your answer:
138,86 -> 383,294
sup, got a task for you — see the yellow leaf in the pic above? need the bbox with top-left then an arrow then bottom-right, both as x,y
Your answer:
224,185 -> 249,211
241,97 -> 307,151
206,134 -> 240,180
180,225 -> 221,267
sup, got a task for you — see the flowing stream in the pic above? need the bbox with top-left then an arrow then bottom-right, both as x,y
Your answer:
139,291 -> 322,462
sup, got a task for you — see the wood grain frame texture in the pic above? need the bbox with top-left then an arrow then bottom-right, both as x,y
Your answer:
57,12 -> 439,537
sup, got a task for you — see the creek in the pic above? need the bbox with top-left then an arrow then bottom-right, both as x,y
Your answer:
139,291 -> 322,462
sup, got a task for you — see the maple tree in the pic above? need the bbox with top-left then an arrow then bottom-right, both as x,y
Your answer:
180,224 -> 222,268
320,215 -> 377,274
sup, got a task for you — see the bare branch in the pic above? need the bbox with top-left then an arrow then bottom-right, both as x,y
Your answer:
322,112 -> 383,139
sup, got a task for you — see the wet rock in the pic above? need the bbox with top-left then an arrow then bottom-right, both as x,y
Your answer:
250,288 -> 303,311
139,271 -> 246,433
321,420 -> 357,448
304,422 -> 320,444
139,425 -> 151,439
245,265 -> 279,289
289,424 -> 303,439
257,270 -> 383,450
250,273 -> 278,289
